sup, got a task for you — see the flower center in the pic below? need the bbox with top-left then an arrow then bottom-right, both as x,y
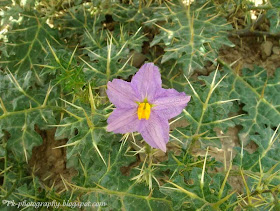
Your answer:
137,102 -> 151,120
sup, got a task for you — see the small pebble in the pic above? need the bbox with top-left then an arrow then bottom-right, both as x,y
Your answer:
272,46 -> 280,55
261,41 -> 273,59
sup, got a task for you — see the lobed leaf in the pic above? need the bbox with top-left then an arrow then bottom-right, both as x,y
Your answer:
0,11 -> 59,76
149,0 -> 233,76
0,72 -> 56,162
224,65 -> 280,144
171,69 -> 237,149
160,168 -> 235,210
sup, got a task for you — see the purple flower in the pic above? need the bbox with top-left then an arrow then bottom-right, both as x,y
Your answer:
106,63 -> 191,152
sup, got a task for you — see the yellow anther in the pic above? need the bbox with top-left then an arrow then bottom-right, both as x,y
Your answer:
137,102 -> 151,120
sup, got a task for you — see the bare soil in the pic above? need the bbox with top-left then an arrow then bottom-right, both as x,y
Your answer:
29,127 -> 76,191
219,36 -> 280,76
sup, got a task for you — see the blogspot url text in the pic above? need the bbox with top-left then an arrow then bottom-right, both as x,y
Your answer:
2,200 -> 107,209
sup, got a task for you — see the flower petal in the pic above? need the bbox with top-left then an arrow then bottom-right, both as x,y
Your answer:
139,113 -> 169,152
131,63 -> 162,102
107,108 -> 140,133
106,79 -> 139,108
152,88 -> 191,119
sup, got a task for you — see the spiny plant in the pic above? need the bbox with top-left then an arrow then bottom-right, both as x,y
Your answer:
147,0 -> 233,76
0,0 -> 280,210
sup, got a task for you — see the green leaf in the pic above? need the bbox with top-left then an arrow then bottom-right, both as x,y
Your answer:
82,39 -> 137,86
224,65 -> 280,144
270,0 -> 280,7
54,3 -> 105,42
81,22 -> 146,86
234,127 -> 280,172
160,168 -> 235,210
0,71 -> 56,162
267,8 -> 280,33
40,47 -> 87,96
55,102 -> 108,168
233,126 -> 280,210
150,0 -> 233,75
171,70 -> 237,149
0,11 -> 59,76
75,140 -> 173,211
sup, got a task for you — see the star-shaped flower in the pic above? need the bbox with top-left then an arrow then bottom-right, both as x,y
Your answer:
106,63 -> 191,152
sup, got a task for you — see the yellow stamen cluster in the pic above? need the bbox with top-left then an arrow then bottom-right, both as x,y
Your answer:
137,102 -> 151,120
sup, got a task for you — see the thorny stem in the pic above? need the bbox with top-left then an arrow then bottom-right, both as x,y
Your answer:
184,136 -> 198,159
145,144 -> 153,169
246,5 -> 273,11
230,30 -> 280,38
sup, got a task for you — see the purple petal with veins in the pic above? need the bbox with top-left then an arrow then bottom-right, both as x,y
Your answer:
139,112 -> 169,152
131,63 -> 162,102
107,108 -> 140,133
152,88 -> 191,119
106,79 -> 139,109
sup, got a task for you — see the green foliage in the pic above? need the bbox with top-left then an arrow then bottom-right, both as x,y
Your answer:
41,47 -> 87,95
82,37 -> 138,86
224,65 -> 280,144
0,0 -> 280,211
149,0 -> 233,76
234,127 -> 280,172
80,13 -> 146,86
0,10 -> 59,76
0,71 -> 56,162
171,69 -> 237,149
73,141 -> 173,211
55,101 -> 108,168
233,127 -> 280,209
266,0 -> 280,33
160,168 -> 236,210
